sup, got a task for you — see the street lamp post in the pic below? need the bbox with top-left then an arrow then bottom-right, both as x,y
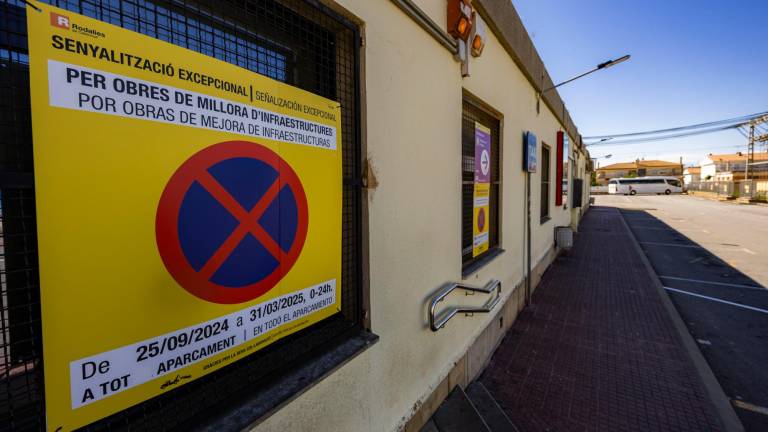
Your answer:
537,55 -> 630,113
592,154 -> 612,169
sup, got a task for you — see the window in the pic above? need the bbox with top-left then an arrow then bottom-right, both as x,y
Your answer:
0,1 -> 365,430
462,98 -> 501,271
540,144 -> 551,222
555,131 -> 568,206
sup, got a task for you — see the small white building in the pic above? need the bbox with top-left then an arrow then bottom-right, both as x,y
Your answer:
683,166 -> 700,185
700,152 -> 768,181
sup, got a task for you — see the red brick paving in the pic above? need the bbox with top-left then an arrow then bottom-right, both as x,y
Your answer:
480,207 -> 724,432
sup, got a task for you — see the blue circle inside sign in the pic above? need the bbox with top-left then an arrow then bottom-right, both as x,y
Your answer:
176,157 -> 299,288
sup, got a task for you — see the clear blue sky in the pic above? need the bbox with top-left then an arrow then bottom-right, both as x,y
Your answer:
513,0 -> 768,166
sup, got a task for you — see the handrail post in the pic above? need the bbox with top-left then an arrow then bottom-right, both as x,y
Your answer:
428,280 -> 501,331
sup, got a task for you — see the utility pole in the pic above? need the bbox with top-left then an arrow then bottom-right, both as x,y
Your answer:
744,115 -> 768,180
746,123 -> 754,180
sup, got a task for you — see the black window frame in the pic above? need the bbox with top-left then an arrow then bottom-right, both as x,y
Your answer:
540,143 -> 551,223
0,1 -> 374,430
461,97 -> 502,274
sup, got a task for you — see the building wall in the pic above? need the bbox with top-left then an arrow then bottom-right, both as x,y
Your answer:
701,160 -> 744,181
683,173 -> 700,185
595,169 -> 630,185
645,167 -> 682,176
701,161 -> 717,180
254,1 -> 589,431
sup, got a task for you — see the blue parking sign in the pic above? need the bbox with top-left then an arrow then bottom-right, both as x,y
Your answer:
524,131 -> 537,173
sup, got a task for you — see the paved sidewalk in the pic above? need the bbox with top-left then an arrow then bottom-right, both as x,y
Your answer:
479,207 -> 729,432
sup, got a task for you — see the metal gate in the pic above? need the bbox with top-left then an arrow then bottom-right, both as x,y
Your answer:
0,0 -> 362,430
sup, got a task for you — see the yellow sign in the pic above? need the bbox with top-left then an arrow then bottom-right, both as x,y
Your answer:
27,3 -> 342,430
472,123 -> 491,257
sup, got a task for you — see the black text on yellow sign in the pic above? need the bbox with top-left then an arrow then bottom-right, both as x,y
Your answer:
28,3 -> 342,430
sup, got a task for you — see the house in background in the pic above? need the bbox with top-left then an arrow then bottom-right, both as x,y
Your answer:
700,152 -> 768,181
595,158 -> 683,185
683,166 -> 701,185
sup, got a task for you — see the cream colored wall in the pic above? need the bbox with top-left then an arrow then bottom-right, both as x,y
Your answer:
255,2 -> 582,431
461,27 -> 572,278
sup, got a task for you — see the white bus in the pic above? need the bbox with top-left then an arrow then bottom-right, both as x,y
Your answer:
608,176 -> 683,195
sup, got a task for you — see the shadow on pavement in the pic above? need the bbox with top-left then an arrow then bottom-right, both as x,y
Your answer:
478,206 -> 726,432
620,208 -> 768,431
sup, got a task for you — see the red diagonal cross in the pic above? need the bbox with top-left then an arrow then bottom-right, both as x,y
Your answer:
195,171 -> 285,280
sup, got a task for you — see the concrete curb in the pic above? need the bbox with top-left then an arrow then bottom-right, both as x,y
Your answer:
616,208 -> 745,432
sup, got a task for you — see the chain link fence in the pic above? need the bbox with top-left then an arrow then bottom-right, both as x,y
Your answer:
686,181 -> 735,197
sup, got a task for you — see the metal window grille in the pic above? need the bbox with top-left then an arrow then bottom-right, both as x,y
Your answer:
0,0 -> 362,430
461,99 -> 500,268
541,144 -> 550,221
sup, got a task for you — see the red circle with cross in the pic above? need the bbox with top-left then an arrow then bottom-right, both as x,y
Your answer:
155,141 -> 308,304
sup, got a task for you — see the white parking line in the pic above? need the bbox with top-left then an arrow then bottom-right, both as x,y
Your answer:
732,400 -> 768,417
660,276 -> 765,290
663,287 -> 768,315
640,241 -> 701,248
742,248 -> 756,255
632,226 -> 704,233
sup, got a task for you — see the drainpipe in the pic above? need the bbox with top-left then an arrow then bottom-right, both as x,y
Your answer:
526,171 -> 531,304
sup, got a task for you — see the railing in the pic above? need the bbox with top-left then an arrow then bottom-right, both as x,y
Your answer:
739,180 -> 755,199
429,280 -> 501,331
686,181 -> 735,197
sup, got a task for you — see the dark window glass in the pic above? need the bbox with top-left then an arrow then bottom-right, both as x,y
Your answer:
461,99 -> 500,269
540,145 -> 550,222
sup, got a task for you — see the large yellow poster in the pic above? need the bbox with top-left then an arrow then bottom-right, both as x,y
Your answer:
27,3 -> 342,430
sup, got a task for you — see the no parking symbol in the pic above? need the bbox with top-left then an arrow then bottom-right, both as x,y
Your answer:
156,141 -> 309,304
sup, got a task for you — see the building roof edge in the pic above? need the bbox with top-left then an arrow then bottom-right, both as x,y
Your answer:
474,0 -> 583,152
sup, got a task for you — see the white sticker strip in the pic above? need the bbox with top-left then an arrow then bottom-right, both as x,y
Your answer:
47,59 -> 337,150
69,279 -> 336,409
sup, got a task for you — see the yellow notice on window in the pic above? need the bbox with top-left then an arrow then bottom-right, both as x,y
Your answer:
27,3 -> 342,430
472,123 -> 491,257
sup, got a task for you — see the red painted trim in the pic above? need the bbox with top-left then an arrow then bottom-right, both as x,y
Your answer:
156,141 -> 308,304
556,131 -> 564,206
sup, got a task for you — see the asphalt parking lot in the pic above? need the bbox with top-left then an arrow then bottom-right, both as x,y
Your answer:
596,194 -> 768,431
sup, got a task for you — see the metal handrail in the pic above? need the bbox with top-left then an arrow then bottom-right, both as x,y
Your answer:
429,280 -> 501,331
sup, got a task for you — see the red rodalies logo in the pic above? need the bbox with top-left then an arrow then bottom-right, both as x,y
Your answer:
50,12 -> 70,29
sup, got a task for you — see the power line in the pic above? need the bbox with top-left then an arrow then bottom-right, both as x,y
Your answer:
592,143 -> 745,160
586,123 -> 741,146
736,126 -> 751,139
583,110 -> 768,141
